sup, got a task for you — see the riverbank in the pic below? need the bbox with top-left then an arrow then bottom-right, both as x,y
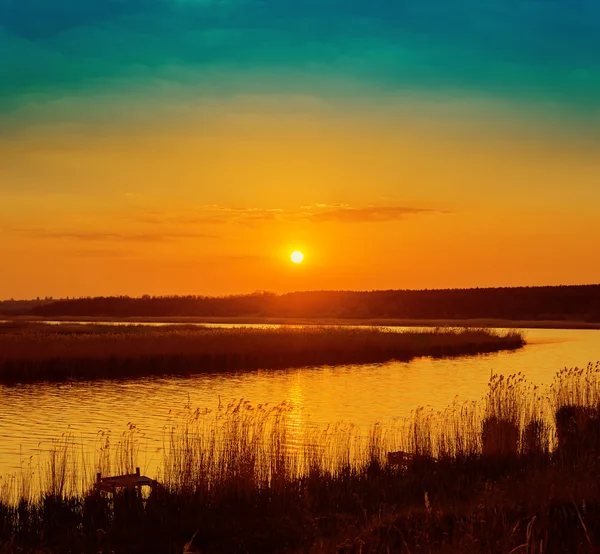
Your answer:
0,323 -> 523,383
5,314 -> 600,329
2,364 -> 600,553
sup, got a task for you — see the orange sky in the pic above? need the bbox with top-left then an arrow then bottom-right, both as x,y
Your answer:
2,97 -> 600,298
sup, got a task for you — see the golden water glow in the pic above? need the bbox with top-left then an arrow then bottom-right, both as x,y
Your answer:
291,251 -> 304,264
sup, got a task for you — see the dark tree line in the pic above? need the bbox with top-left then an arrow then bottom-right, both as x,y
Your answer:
3,285 -> 599,321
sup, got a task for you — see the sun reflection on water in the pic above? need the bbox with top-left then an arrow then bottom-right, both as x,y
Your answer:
284,373 -> 307,453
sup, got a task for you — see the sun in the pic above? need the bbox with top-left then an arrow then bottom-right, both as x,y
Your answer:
291,251 -> 304,264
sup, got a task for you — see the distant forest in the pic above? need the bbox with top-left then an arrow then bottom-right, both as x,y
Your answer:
2,285 -> 600,321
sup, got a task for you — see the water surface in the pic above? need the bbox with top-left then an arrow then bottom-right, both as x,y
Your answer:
0,327 -> 597,479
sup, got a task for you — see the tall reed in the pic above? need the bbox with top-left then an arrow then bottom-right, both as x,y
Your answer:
2,362 -> 600,553
0,323 -> 525,383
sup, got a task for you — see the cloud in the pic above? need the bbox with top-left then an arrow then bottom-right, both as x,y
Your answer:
69,248 -> 137,258
216,204 -> 444,224
307,206 -> 438,223
133,213 -> 223,226
212,254 -> 272,262
312,203 -> 351,209
15,228 -> 217,243
131,204 -> 445,226
131,207 -> 287,227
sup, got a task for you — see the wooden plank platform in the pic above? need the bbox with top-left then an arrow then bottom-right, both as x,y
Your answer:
94,467 -> 157,493
387,451 -> 413,468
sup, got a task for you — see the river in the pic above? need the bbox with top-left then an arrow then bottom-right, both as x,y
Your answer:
0,326 -> 598,482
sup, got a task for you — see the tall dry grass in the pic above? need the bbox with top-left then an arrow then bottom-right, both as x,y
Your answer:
0,322 -> 524,383
3,362 -> 600,553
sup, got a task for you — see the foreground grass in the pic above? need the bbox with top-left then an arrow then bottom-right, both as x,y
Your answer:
0,323 -> 524,383
2,363 -> 600,553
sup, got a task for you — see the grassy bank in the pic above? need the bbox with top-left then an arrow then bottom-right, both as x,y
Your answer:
1,363 -> 600,553
0,323 -> 524,383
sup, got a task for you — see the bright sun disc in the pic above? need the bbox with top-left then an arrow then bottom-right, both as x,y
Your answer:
291,251 -> 304,263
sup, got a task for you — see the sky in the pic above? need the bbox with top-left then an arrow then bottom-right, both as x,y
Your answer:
2,0 -> 600,299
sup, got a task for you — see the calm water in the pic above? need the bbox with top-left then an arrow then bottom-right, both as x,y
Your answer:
0,327 -> 598,479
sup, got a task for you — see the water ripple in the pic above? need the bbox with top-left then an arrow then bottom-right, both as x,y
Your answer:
0,328 -> 598,475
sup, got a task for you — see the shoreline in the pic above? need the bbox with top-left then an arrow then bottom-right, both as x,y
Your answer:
3,314 -> 600,329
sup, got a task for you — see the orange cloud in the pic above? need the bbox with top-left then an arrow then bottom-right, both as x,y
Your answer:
130,204 -> 445,227
14,228 -> 217,243
307,206 -> 440,223
69,248 -> 137,258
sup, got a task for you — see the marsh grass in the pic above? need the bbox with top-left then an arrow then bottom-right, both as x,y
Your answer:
0,323 -> 524,383
550,362 -> 600,464
4,363 -> 600,553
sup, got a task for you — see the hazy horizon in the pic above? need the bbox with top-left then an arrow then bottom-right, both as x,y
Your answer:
2,281 -> 600,304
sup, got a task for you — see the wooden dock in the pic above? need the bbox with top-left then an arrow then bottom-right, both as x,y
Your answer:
387,451 -> 413,469
94,467 -> 157,494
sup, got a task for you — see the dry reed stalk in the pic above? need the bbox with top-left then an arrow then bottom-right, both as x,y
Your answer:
4,363 -> 600,552
0,323 -> 525,383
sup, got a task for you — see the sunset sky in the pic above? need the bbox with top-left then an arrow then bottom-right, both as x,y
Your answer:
2,0 -> 600,299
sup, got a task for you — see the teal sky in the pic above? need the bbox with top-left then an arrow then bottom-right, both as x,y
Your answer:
2,0 -> 600,125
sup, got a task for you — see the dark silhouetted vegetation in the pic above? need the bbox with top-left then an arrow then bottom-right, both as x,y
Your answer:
4,284 -> 599,323
0,323 -> 523,383
0,298 -> 54,316
1,363 -> 600,553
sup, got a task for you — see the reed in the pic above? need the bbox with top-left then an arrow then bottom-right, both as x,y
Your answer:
550,362 -> 600,464
0,323 -> 524,383
3,363 -> 600,553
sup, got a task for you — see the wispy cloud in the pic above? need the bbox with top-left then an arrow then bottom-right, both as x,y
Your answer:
307,206 -> 438,223
69,248 -> 136,258
133,213 -> 223,226
210,206 -> 286,225
211,254 -> 272,262
132,207 -> 288,227
15,228 -> 217,243
132,204 -> 446,226
10,204 -> 445,245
